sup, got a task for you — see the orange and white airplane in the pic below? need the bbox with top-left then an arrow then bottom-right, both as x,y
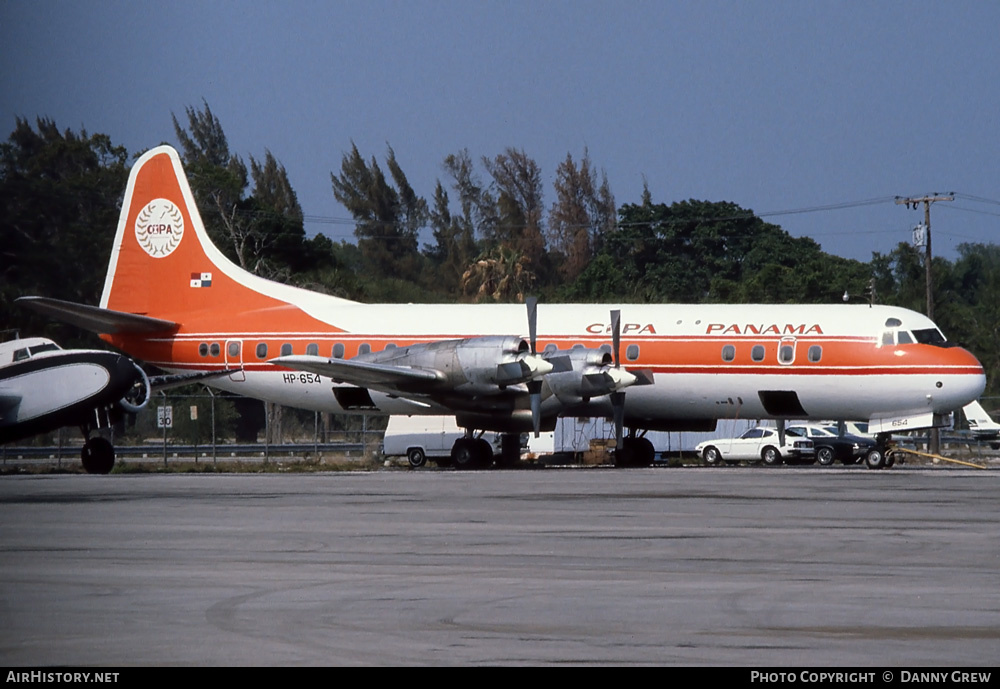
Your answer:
19,145 -> 987,468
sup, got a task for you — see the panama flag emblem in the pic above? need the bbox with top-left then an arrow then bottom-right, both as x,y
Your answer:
190,272 -> 213,288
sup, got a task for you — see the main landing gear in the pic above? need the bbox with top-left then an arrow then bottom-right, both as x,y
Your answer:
613,431 -> 656,468
79,408 -> 120,474
80,435 -> 115,474
447,431 -> 523,470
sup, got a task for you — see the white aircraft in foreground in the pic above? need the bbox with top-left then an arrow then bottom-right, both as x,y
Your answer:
19,146 -> 987,468
0,336 -> 149,473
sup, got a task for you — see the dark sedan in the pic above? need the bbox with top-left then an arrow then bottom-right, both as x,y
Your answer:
785,424 -> 874,465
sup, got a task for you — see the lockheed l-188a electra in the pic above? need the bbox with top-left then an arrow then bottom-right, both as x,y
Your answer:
19,145 -> 986,469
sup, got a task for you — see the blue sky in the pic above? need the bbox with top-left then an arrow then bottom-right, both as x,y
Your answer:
2,0 -> 998,262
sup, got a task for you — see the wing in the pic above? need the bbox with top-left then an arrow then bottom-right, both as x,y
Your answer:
271,355 -> 444,390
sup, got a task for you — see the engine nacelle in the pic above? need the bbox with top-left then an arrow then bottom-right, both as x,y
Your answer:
361,336 -> 551,396
118,362 -> 151,413
543,347 -> 635,404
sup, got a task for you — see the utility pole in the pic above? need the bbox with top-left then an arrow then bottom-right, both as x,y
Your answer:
895,193 -> 953,456
894,194 -> 953,320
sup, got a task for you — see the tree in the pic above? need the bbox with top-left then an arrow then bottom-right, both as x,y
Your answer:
548,150 -> 616,281
442,149 -> 496,243
425,181 -> 476,294
0,117 -> 128,345
576,197 -> 870,304
460,245 -> 536,303
482,148 -> 546,275
330,143 -> 426,281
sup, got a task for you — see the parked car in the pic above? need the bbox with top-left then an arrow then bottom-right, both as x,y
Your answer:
381,415 -> 469,467
785,424 -> 874,465
819,420 -> 874,440
696,427 -> 814,466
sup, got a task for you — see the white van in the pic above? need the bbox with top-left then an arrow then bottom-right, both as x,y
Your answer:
382,416 -> 466,468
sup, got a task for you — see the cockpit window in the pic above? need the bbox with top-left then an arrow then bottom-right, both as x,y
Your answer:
912,328 -> 946,345
884,318 -> 902,327
896,331 -> 913,344
13,348 -> 29,362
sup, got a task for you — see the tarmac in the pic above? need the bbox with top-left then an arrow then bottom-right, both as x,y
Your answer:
1,467 -> 997,666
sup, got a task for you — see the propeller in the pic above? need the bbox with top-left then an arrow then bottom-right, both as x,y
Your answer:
610,309 -> 626,450
526,296 -> 542,436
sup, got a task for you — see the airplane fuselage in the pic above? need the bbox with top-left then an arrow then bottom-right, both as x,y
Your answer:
104,301 -> 984,431
20,145 -> 987,444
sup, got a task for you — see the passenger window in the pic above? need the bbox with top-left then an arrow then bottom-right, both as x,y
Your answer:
625,344 -> 639,361
332,343 -> 345,359
385,343 -> 397,350
808,345 -> 822,362
209,343 -> 221,357
721,345 -> 736,362
358,343 -> 371,355
280,343 -> 293,356
544,343 -> 558,353
306,343 -> 318,356
256,343 -> 268,359
751,345 -> 765,362
198,343 -> 209,357
779,344 -> 794,364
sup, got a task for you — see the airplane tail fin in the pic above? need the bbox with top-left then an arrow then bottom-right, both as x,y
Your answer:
963,400 -> 1000,432
99,146 -> 353,334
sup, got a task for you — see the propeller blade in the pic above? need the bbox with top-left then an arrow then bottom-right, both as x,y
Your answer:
528,380 -> 542,436
526,296 -> 538,355
611,309 -> 621,368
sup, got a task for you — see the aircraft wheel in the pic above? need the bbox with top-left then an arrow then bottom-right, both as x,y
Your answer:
451,439 -> 476,470
865,448 -> 886,470
406,448 -> 426,469
761,446 -> 782,467
702,446 -> 722,466
634,437 -> 655,466
81,437 -> 115,475
613,444 -> 635,468
816,447 -> 835,466
473,438 -> 494,468
616,437 -> 655,468
495,433 -> 520,468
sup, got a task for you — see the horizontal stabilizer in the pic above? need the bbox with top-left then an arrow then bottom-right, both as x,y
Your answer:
17,296 -> 178,335
272,355 -> 444,389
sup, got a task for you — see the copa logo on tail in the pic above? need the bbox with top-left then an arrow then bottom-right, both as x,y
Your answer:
135,198 -> 184,258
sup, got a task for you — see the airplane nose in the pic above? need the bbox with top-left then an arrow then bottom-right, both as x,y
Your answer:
932,347 -> 986,412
